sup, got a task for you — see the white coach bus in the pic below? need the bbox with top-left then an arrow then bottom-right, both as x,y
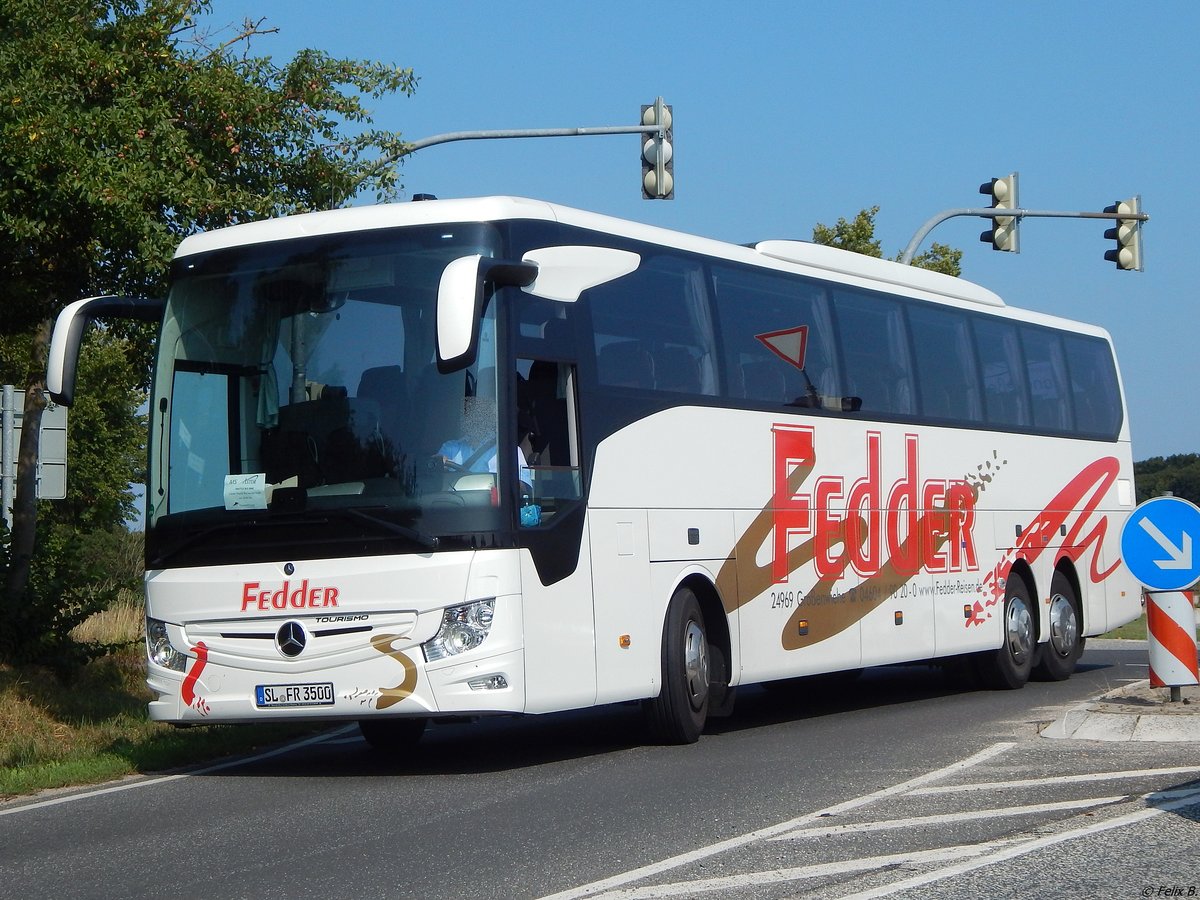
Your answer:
47,196 -> 1142,746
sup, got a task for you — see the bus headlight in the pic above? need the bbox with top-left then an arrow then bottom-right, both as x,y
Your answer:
146,618 -> 187,672
423,599 -> 496,662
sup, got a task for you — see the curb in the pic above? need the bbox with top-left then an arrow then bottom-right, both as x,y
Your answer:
1042,678 -> 1200,742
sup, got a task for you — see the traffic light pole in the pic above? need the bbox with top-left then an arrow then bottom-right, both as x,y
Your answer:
899,206 -> 1150,266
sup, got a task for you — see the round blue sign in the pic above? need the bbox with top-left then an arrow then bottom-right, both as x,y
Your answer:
1120,496 -> 1200,591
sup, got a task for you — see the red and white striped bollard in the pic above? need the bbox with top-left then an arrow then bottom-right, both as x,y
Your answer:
1146,590 -> 1199,701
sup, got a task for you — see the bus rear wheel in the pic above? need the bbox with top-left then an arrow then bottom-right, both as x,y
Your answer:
359,717 -> 427,752
644,587 -> 710,744
1033,571 -> 1084,681
976,577 -> 1035,690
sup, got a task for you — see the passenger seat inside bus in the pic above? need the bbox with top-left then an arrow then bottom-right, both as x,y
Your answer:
598,341 -> 655,389
357,365 -> 409,468
262,395 -> 384,487
740,359 -> 787,403
654,346 -> 701,393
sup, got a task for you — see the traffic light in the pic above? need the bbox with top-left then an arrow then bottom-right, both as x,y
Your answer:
979,173 -> 1020,252
1103,197 -> 1143,271
640,98 -> 673,199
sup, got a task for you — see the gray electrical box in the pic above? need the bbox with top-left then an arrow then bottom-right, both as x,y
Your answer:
6,390 -> 67,500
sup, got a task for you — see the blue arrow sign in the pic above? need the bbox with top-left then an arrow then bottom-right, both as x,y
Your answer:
1121,496 -> 1200,591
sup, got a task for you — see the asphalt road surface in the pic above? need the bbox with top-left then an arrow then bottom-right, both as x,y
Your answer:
3,644 -> 1198,900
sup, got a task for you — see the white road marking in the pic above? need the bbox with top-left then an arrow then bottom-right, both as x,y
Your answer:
538,742 -> 1015,900
0,726 -> 354,817
844,787 -> 1200,899
770,796 -> 1124,840
909,764 -> 1200,795
586,842 -> 1023,899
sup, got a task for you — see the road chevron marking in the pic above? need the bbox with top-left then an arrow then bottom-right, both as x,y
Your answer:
584,841 -> 1025,900
845,787 -> 1200,899
538,742 -> 1015,900
909,764 -> 1200,795
769,796 -> 1125,840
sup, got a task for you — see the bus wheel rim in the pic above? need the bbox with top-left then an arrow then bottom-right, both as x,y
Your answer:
1007,596 -> 1034,664
1048,593 -> 1078,657
683,619 -> 709,710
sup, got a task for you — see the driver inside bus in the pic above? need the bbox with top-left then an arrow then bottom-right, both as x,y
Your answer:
436,396 -> 533,484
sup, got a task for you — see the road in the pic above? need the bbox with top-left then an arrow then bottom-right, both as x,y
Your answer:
2,644 -> 1198,900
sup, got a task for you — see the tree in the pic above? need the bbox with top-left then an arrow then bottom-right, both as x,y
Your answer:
1135,454 -> 1200,506
0,0 -> 417,664
812,206 -> 963,277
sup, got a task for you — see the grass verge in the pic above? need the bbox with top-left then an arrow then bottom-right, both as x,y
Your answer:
2,604 -> 324,799
1099,613 -> 1149,641
1,653 -> 324,798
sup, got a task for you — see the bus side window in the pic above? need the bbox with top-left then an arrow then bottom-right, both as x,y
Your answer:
973,318 -> 1030,428
831,290 -> 914,416
1062,334 -> 1122,438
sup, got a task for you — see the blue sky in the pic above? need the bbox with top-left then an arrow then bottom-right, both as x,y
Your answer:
204,0 -> 1198,459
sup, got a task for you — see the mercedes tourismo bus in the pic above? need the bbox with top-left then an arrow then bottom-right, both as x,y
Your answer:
47,196 -> 1142,746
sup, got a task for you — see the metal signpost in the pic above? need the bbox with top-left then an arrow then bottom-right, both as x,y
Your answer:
1,387 -> 68,530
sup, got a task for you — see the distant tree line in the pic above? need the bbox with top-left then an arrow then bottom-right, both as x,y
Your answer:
1135,454 -> 1200,506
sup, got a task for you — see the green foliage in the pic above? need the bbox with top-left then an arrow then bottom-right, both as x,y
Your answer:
49,330 -> 148,530
812,207 -> 884,258
0,0 -> 418,665
812,206 -> 963,277
0,520 -> 140,677
1135,454 -> 1200,505
0,0 -> 418,320
907,242 -> 963,277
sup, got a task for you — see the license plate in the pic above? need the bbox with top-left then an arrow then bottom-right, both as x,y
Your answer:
255,682 -> 335,708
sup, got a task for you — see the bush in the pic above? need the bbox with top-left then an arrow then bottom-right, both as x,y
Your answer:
0,521 -> 141,678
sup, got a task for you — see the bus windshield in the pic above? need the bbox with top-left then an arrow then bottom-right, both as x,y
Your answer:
146,223 -> 509,568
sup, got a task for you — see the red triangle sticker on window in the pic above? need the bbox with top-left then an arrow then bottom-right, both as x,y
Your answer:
755,325 -> 809,370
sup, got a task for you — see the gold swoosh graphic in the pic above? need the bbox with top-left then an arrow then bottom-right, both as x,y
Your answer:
371,633 -> 418,710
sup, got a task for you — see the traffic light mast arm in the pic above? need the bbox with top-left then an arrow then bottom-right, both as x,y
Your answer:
899,206 -> 1151,265
350,99 -> 673,200
404,123 -> 665,153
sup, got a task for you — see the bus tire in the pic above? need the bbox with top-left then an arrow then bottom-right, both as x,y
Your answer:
1033,571 -> 1084,682
976,577 -> 1035,690
644,587 -> 710,744
359,717 -> 427,752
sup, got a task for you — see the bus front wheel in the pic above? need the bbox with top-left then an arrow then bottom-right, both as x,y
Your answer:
976,577 -> 1035,690
644,587 -> 710,744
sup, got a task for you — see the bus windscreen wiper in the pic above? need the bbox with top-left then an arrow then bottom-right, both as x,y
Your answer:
331,507 -> 440,550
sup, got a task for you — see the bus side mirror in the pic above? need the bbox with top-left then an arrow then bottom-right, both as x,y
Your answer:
520,246 -> 640,302
46,295 -> 164,405
435,246 -> 639,372
436,256 -> 537,373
